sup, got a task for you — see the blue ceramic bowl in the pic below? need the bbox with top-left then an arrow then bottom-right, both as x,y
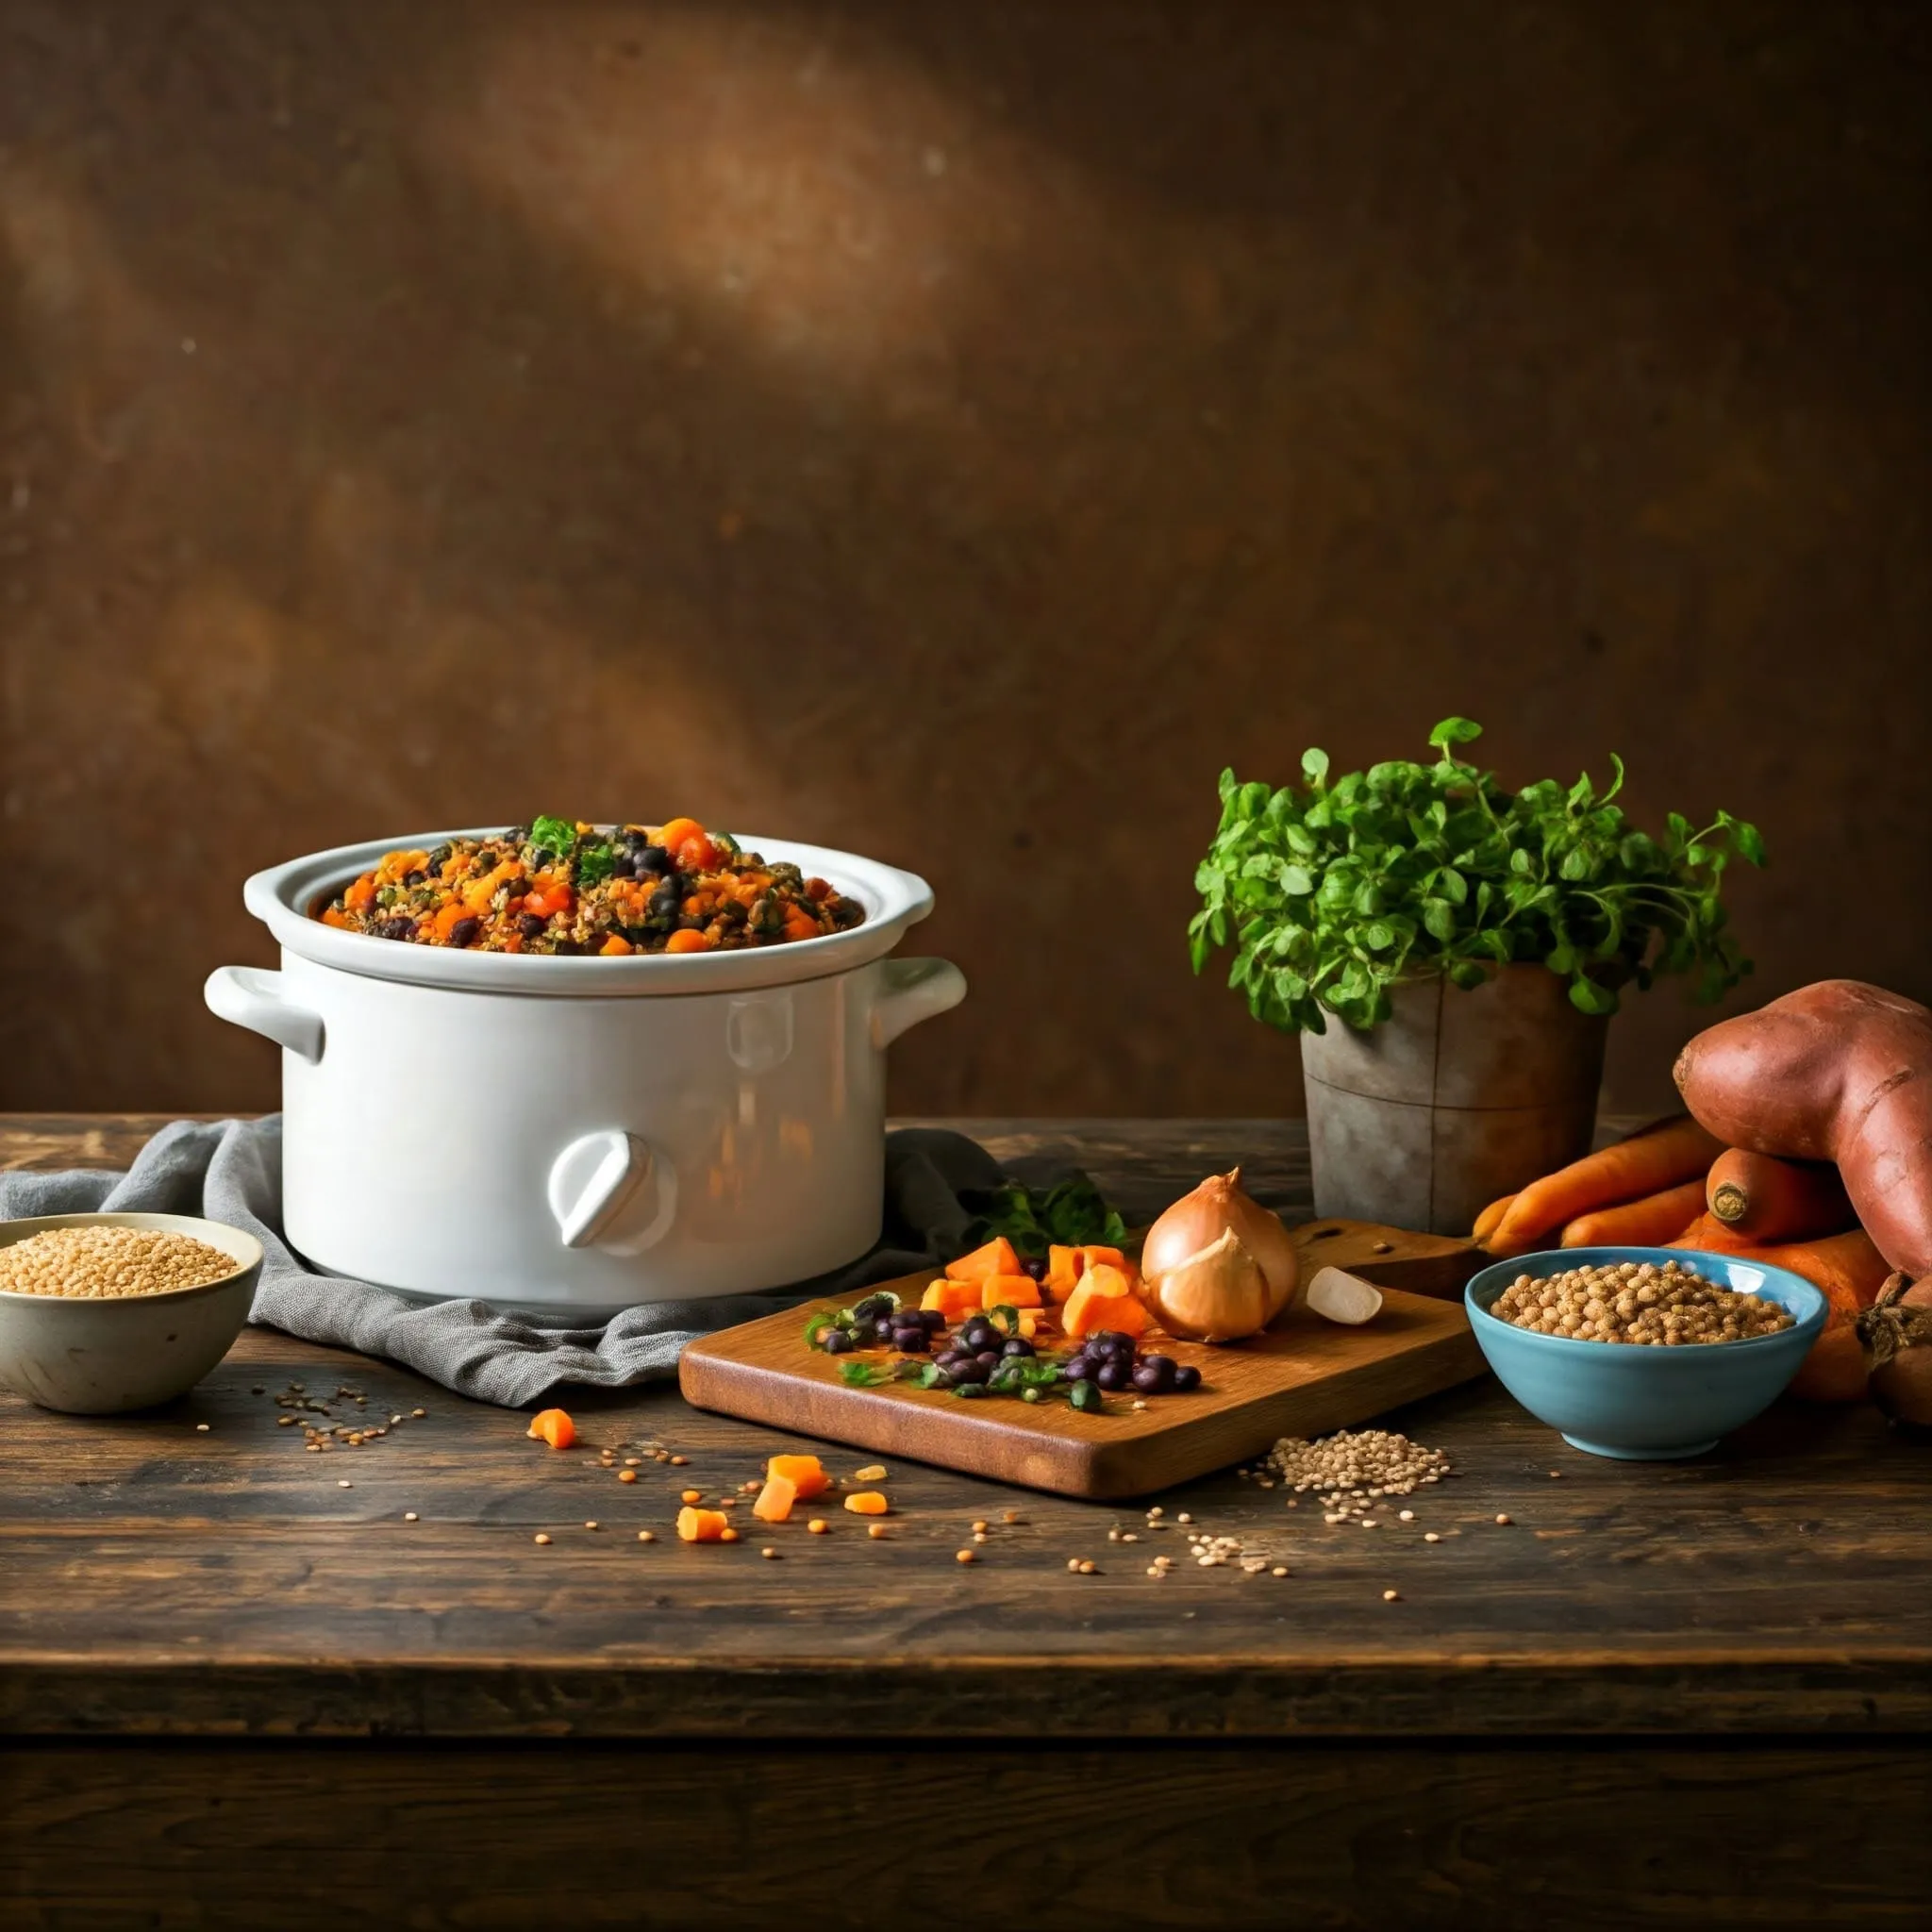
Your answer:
1465,1247 -> 1827,1460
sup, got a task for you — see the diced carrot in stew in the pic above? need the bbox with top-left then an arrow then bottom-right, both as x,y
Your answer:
664,929 -> 715,954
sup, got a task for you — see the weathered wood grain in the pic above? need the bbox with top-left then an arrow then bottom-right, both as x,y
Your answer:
681,1270 -> 1486,1497
3,1115 -> 1930,1751
5,1740 -> 1927,1929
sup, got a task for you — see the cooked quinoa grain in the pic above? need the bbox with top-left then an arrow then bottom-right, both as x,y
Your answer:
1490,1258 -> 1793,1344
318,816 -> 864,957
0,1225 -> 239,1298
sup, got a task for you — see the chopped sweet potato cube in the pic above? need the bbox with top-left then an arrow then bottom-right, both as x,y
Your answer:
945,1237 -> 1024,1283
981,1274 -> 1042,1310
753,1475 -> 797,1524
765,1454 -> 830,1500
921,1279 -> 983,1317
1062,1269 -> 1151,1341
525,1407 -> 576,1450
842,1491 -> 890,1516
676,1507 -> 729,1542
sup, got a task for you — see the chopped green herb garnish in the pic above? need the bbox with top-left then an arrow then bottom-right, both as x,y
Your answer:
528,814 -> 575,859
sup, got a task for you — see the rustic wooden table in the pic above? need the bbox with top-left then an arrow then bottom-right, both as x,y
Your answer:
3,1114 -> 1928,1929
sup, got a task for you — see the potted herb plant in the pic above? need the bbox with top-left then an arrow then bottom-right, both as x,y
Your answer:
1189,718 -> 1764,1233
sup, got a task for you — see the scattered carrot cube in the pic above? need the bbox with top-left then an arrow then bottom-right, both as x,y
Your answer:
843,1491 -> 890,1516
753,1474 -> 797,1524
1045,1244 -> 1083,1296
945,1237 -> 1024,1283
981,1274 -> 1041,1310
1062,1268 -> 1150,1341
920,1278 -> 983,1317
676,1507 -> 729,1542
766,1454 -> 830,1500
526,1407 -> 576,1450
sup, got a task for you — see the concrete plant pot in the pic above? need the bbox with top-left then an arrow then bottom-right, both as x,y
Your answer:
1300,964 -> 1609,1235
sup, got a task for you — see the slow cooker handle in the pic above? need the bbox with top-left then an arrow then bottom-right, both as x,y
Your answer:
549,1129 -> 675,1251
871,958 -> 967,1048
204,966 -> 325,1063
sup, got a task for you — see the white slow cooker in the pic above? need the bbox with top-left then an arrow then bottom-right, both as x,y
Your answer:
205,830 -> 965,1317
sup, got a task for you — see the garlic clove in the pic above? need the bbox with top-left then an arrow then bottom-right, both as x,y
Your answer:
1305,1266 -> 1384,1326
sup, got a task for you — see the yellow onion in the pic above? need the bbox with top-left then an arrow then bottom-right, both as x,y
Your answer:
1138,1169 -> 1299,1342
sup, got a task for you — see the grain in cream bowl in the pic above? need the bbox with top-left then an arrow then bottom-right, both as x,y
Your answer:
0,1212 -> 263,1414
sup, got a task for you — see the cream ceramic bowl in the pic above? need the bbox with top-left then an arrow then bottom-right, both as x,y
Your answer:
0,1212 -> 263,1413
206,828 -> 966,1316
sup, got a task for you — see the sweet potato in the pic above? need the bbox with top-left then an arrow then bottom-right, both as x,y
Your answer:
1674,980 -> 1932,1278
1706,1149 -> 1853,1244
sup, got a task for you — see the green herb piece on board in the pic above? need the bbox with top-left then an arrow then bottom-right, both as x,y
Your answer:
1189,717 -> 1764,1033
839,1360 -> 891,1388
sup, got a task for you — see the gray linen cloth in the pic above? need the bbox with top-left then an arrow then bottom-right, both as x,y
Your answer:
0,1116 -> 1008,1407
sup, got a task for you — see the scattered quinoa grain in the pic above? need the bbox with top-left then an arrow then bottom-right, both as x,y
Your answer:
761,1547 -> 779,1559
855,1465 -> 888,1482
1067,1558 -> 1081,1573
669,1455 -> 689,1466
868,1524 -> 887,1540
808,1519 -> 829,1535
972,1520 -> 989,1533
584,1521 -> 599,1531
637,1530 -> 656,1542
1424,1532 -> 1441,1543
1495,1513 -> 1512,1525
534,1533 -> 551,1545
957,1549 -> 975,1564
338,1479 -> 352,1489
1077,1560 -> 1096,1575
404,1511 -> 418,1522
1383,1589 -> 1400,1602
1398,1509 -> 1414,1523
412,1408 -> 425,1418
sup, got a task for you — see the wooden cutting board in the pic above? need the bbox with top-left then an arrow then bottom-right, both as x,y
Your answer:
679,1224 -> 1489,1499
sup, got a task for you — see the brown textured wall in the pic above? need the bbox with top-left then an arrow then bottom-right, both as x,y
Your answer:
3,1 -> 1928,1120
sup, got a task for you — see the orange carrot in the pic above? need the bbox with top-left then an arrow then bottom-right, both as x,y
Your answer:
676,1506 -> 729,1541
664,929 -> 715,955
842,1491 -> 890,1516
1558,1179 -> 1710,1249
1486,1117 -> 1724,1257
1706,1150 -> 1854,1245
1473,1193 -> 1515,1243
752,1475 -> 797,1524
526,1407 -> 576,1450
1669,1224 -> 1890,1402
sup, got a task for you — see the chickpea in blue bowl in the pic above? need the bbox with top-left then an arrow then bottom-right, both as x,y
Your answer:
1465,1247 -> 1827,1460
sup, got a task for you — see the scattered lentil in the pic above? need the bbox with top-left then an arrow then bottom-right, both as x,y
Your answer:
681,1490 -> 702,1505
669,1455 -> 689,1466
720,1527 -> 740,1542
808,1519 -> 829,1536
338,1479 -> 352,1489
585,1521 -> 599,1531
854,1465 -> 888,1482
0,1224 -> 239,1298
1495,1514 -> 1512,1525
868,1524 -> 888,1540
1077,1560 -> 1096,1575
638,1530 -> 656,1543
1383,1589 -> 1400,1602
957,1550 -> 975,1564
195,1423 -> 209,1432
761,1547 -> 779,1560
619,1469 -> 638,1483
404,1512 -> 418,1523
534,1533 -> 552,1545
1424,1532 -> 1441,1543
